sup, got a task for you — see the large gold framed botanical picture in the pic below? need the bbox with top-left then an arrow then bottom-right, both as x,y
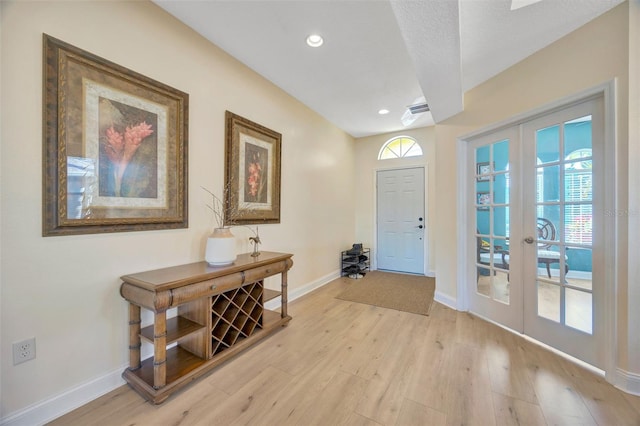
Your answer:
42,34 -> 188,236
224,111 -> 281,225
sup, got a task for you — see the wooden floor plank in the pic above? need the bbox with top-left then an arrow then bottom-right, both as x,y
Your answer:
270,301 -> 368,376
572,375 -> 640,425
523,342 -> 598,425
50,276 -> 640,426
47,385 -> 148,426
622,391 -> 640,416
355,312 -> 429,425
485,328 -> 539,404
298,370 -> 369,426
203,366 -> 293,426
405,317 -> 456,412
343,412 -> 384,426
491,392 -> 547,425
117,379 -> 230,425
256,324 -> 359,425
443,341 -> 497,426
395,398 -> 446,426
339,308 -> 403,379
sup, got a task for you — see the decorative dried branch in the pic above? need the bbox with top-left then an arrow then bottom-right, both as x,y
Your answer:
201,185 -> 227,229
201,183 -> 251,229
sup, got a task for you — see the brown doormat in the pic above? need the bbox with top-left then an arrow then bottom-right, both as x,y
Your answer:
336,270 -> 435,316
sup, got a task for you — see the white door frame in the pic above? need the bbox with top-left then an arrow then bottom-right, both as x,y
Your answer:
372,164 -> 430,275
456,80 -> 617,378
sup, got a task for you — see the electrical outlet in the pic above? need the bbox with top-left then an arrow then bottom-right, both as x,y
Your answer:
12,338 -> 36,365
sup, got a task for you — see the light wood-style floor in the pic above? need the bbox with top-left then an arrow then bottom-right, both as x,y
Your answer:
50,276 -> 640,426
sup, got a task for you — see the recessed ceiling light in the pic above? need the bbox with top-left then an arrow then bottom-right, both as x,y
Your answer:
306,34 -> 324,47
378,109 -> 390,115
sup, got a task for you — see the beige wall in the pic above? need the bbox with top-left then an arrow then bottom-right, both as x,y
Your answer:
434,2 -> 632,370
354,127 -> 436,274
0,0 -> 355,418
626,0 -> 640,378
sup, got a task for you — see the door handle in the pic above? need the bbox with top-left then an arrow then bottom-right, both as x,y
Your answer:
524,236 -> 534,244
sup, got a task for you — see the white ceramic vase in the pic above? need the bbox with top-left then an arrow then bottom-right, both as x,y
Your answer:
205,227 -> 237,266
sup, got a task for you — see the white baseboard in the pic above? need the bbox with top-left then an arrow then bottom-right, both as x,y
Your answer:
2,271 -> 341,426
426,270 -> 436,277
0,366 -> 126,426
290,269 -> 341,301
434,290 -> 457,310
264,269 -> 340,310
612,368 -> 640,396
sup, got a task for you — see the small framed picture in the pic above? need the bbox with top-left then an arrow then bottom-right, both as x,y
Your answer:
224,111 -> 281,225
477,191 -> 491,210
476,162 -> 493,181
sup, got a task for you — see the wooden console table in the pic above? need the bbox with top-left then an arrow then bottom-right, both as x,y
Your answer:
119,251 -> 293,404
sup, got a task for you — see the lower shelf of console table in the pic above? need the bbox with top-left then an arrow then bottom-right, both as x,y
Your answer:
119,252 -> 293,404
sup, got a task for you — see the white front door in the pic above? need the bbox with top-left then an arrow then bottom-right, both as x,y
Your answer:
377,167 -> 425,274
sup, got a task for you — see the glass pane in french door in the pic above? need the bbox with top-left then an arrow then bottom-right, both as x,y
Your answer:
534,115 -> 593,334
475,140 -> 510,304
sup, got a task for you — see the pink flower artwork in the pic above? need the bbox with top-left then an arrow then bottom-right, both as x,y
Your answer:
103,121 -> 154,196
244,147 -> 267,203
247,161 -> 262,197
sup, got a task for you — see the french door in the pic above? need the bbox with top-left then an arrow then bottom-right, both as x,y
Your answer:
469,97 -> 605,368
521,99 -> 604,367
469,127 -> 523,332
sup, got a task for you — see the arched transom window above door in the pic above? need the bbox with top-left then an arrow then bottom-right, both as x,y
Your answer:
378,136 -> 423,160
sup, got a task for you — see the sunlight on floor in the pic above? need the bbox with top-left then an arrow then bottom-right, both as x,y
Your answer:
477,271 -> 593,334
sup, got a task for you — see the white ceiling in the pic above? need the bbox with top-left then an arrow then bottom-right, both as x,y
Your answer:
154,0 -> 623,138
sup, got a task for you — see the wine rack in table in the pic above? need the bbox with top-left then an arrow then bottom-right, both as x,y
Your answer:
119,252 -> 293,404
210,281 -> 263,355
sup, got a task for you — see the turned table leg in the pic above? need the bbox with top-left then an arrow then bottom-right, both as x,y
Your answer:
281,270 -> 288,318
153,311 -> 167,389
128,304 -> 141,370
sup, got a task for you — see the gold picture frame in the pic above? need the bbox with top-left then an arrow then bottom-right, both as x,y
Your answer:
42,35 -> 189,236
224,111 -> 281,225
